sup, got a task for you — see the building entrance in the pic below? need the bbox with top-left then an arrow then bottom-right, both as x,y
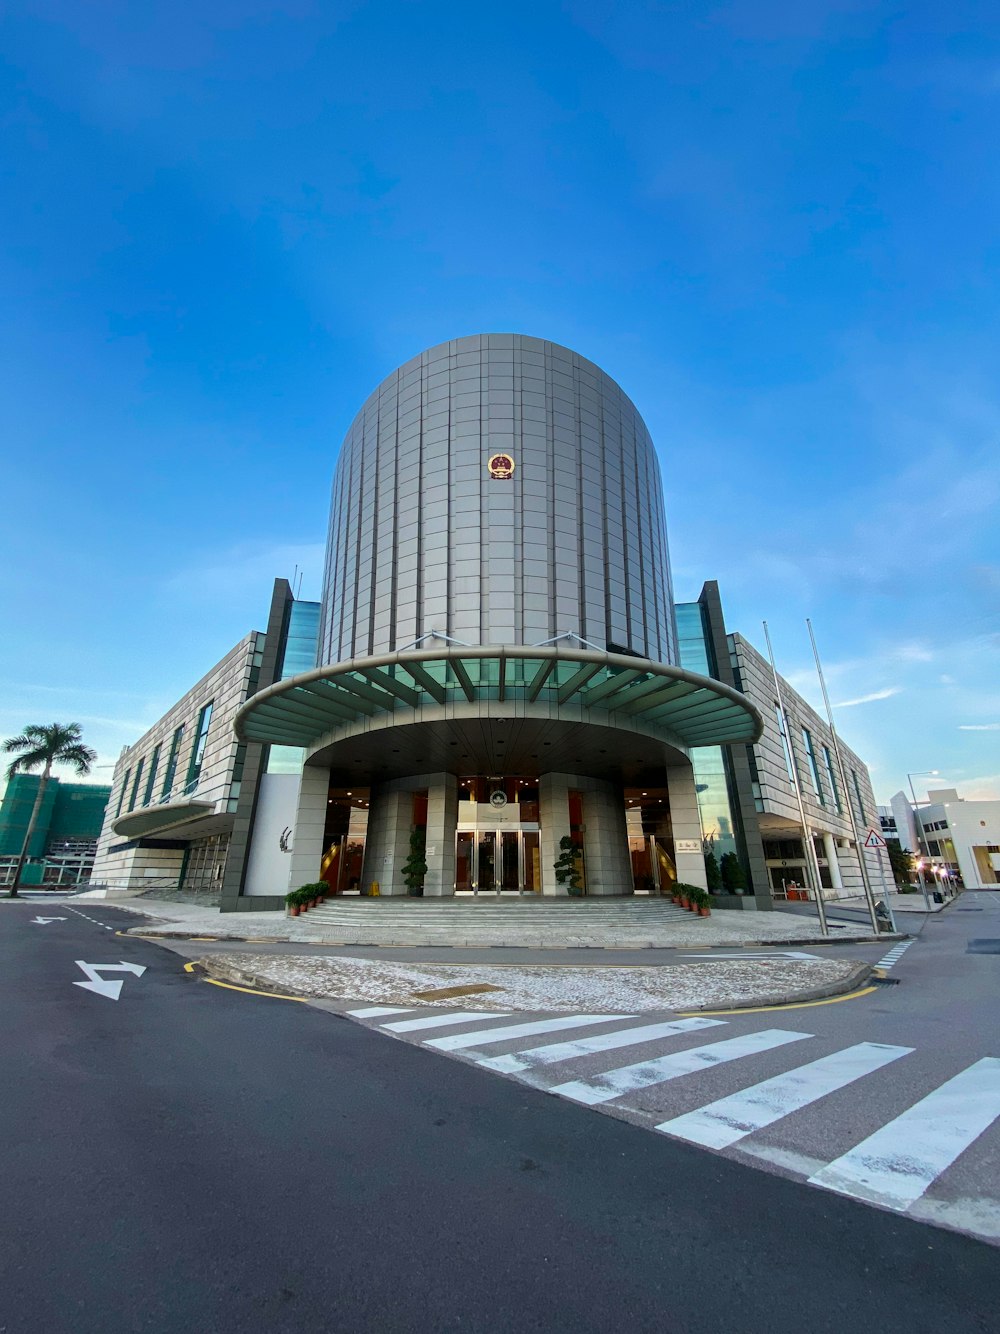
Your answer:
455,828 -> 541,894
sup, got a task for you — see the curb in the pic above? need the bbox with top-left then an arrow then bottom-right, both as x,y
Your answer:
197,959 -> 311,999
677,962 -> 875,1012
195,956 -> 875,1012
129,925 -> 896,948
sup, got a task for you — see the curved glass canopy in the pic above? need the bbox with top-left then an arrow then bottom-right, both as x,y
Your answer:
234,646 -> 762,751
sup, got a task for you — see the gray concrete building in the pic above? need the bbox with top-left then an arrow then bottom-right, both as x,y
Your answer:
91,334 -> 885,913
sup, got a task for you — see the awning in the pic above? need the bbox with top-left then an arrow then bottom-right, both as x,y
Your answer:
234,646 -> 762,751
112,800 -> 216,840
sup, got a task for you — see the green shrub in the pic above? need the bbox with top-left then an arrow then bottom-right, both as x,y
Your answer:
720,852 -> 748,894
402,829 -> 427,896
704,851 -> 722,894
554,836 -> 584,893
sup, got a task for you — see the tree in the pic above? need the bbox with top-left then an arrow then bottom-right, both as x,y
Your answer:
886,838 -> 914,887
553,835 -> 584,895
3,724 -> 97,898
401,827 -> 427,896
720,851 -> 748,894
704,849 -> 723,894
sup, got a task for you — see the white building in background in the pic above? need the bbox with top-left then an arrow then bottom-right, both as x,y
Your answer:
890,788 -> 1000,889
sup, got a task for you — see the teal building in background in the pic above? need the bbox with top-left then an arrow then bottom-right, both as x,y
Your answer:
0,775 -> 111,886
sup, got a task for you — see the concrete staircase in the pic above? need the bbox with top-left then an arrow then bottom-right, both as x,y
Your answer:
297,895 -> 699,946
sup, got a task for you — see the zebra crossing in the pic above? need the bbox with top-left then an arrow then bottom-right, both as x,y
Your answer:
876,938 -> 914,970
345,1002 -> 1000,1243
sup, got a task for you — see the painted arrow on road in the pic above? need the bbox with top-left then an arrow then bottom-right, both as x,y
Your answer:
30,916 -> 67,925
73,960 -> 147,1001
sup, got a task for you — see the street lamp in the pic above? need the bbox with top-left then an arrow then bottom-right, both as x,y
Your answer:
907,770 -> 940,912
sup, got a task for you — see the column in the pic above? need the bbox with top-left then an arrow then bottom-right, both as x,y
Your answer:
287,766 -> 329,892
359,785 -> 412,896
822,832 -> 844,893
580,778 -> 633,896
665,764 -> 708,891
539,773 -> 572,895
424,772 -> 458,896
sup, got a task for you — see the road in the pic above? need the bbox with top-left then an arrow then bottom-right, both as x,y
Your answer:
1,897 -> 997,1333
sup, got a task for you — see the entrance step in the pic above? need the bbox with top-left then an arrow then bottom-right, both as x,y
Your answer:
288,897 -> 705,945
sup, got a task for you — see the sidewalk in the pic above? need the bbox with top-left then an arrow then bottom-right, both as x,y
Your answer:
94,895 -> 891,949
835,888 -> 955,916
198,950 -> 871,1013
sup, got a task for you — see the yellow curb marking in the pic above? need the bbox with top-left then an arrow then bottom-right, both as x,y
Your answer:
182,960 -> 308,1002
678,983 -> 879,1017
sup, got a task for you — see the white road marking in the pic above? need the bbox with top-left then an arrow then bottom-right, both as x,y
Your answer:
656,1042 -> 913,1149
346,1005 -> 417,1018
73,960 -> 147,1001
64,906 -> 117,931
809,1058 -> 1000,1209
478,1017 -> 725,1075
876,940 -> 914,970
30,916 -> 67,925
678,951 -> 819,961
423,1014 -> 629,1051
550,1029 -> 812,1106
382,1010 -> 511,1032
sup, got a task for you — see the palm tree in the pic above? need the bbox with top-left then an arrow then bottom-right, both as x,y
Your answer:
3,724 -> 98,898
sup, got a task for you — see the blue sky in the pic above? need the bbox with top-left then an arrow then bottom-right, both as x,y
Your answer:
1,1 -> 998,803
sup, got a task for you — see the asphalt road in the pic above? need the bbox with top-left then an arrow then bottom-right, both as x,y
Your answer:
2,899 -> 997,1334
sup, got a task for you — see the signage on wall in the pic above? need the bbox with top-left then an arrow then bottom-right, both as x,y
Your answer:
674,838 -> 702,855
488,453 -> 515,479
489,790 -> 508,808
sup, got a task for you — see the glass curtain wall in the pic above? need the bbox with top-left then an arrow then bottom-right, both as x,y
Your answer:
674,602 -> 742,874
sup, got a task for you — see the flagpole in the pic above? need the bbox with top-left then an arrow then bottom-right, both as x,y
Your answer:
763,621 -> 829,937
806,619 -> 886,935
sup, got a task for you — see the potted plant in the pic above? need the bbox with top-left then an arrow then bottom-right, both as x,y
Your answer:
402,828 -> 427,897
720,852 -> 748,896
553,836 -> 585,896
285,888 -> 301,917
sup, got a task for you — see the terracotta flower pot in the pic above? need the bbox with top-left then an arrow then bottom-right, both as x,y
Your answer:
698,906 -> 710,917
288,905 -> 300,917
680,897 -> 690,910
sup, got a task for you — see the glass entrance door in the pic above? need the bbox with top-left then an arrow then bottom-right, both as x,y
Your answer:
500,831 -> 520,891
457,830 -> 540,893
477,833 -> 496,892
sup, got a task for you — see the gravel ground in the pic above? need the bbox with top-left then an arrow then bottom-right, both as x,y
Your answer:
200,951 -> 862,1012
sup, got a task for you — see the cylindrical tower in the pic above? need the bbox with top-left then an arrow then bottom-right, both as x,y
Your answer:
318,334 -> 676,665
236,334 -> 761,899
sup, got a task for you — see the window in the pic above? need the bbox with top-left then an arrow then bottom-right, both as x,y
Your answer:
185,702 -> 214,790
822,745 -> 843,813
161,725 -> 185,800
851,769 -> 866,824
128,758 -> 145,812
115,769 -> 132,818
143,744 -> 161,806
802,728 -> 824,804
774,704 -> 795,783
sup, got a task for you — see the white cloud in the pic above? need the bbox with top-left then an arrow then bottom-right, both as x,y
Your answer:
834,687 -> 903,708
958,723 -> 1000,731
